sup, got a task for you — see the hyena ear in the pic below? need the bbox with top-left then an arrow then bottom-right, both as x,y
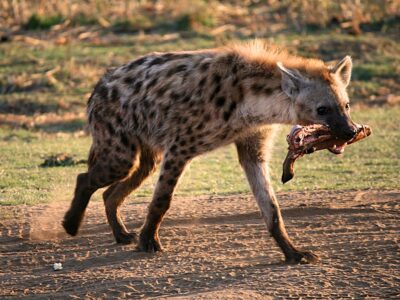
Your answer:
331,56 -> 352,87
277,62 -> 307,99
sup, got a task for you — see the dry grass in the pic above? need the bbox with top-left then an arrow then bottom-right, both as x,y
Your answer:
1,0 -> 398,34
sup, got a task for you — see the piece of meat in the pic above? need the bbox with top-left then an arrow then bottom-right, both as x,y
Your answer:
281,124 -> 372,184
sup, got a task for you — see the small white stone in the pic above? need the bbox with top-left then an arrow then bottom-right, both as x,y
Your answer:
53,262 -> 63,271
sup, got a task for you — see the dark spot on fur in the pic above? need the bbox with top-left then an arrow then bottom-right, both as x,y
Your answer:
209,83 -> 221,102
111,86 -> 120,101
164,161 -> 172,170
148,57 -> 166,67
181,95 -> 191,103
219,132 -> 228,139
155,200 -> 168,210
124,160 -> 133,168
215,96 -> 225,107
123,76 -> 135,85
237,84 -> 244,102
204,114 -> 211,122
196,123 -> 204,130
158,84 -> 171,97
251,83 -> 264,94
199,77 -> 207,87
229,101 -> 237,112
149,110 -> 156,119
146,77 -> 158,90
167,64 -> 187,76
131,143 -> 136,152
127,57 -> 147,70
106,122 -> 115,135
189,146 -> 196,153
132,81 -> 143,94
180,149 -> 187,155
195,87 -> 203,98
143,98 -> 150,110
179,140 -> 186,146
116,115 -> 123,125
167,178 -> 176,186
186,127 -> 193,135
95,82 -> 109,100
189,136 -> 196,143
213,73 -> 222,84
223,111 -> 231,121
264,87 -> 274,95
160,193 -> 170,202
232,63 -> 238,74
170,91 -> 181,100
225,53 -> 235,65
200,62 -> 210,72
162,105 -> 170,116
244,69 -> 274,79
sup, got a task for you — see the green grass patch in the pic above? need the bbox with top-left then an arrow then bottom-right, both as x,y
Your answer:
1,106 -> 398,206
24,14 -> 65,30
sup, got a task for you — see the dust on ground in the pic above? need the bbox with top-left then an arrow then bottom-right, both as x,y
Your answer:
0,189 -> 399,299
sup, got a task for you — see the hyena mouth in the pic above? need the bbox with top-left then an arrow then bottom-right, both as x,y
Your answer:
281,123 -> 372,183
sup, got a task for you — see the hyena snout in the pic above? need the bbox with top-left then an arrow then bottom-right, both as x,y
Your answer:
331,119 -> 358,140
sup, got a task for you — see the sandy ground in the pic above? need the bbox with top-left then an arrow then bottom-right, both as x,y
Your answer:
0,189 -> 399,299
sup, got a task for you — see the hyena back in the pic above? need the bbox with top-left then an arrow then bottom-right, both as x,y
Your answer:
63,41 -> 356,263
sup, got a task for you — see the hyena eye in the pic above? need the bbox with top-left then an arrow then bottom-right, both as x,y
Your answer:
317,106 -> 329,116
345,103 -> 350,110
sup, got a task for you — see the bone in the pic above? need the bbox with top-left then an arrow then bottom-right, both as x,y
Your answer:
281,124 -> 372,184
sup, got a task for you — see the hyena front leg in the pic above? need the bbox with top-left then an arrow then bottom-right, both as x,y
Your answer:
138,151 -> 189,252
236,128 -> 319,264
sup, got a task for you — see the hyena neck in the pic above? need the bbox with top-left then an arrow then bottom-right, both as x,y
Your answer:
234,71 -> 297,127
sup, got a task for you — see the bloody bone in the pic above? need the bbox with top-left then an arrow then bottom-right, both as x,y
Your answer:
282,124 -> 372,184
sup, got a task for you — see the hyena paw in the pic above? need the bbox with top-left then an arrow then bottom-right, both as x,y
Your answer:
62,212 -> 80,236
138,232 -> 163,253
115,232 -> 137,245
286,250 -> 320,264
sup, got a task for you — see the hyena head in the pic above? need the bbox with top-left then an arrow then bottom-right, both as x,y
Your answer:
277,56 -> 358,140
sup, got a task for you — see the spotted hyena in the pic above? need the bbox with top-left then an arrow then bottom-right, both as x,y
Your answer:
63,40 -> 357,263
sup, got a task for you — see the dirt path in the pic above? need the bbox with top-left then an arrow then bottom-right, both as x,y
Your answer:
0,189 -> 399,299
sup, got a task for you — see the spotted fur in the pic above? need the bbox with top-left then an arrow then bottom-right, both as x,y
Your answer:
63,40 -> 356,263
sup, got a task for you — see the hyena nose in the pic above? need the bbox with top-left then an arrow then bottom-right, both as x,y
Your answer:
342,127 -> 358,140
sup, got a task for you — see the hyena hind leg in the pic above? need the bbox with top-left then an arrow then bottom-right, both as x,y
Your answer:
103,145 -> 160,244
63,172 -> 97,236
63,141 -> 138,236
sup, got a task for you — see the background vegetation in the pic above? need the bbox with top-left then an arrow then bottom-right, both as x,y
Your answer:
0,0 -> 399,205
